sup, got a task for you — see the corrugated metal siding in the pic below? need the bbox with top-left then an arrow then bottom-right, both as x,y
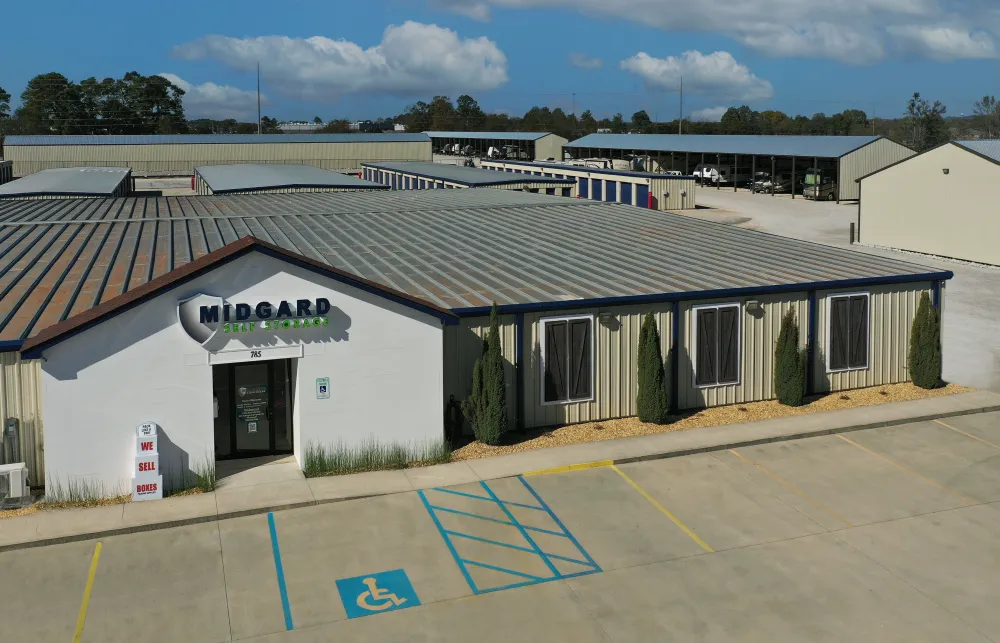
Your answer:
373,167 -> 575,195
522,304 -> 672,428
533,135 -> 568,161
677,294 -> 808,409
6,141 -> 433,175
814,282 -> 930,391
650,176 -> 697,210
0,353 -> 44,484
0,161 -> 12,184
839,138 -> 915,201
443,315 -> 518,433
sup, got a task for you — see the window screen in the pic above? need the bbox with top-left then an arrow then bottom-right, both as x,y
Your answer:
543,317 -> 593,403
695,305 -> 740,386
829,295 -> 868,370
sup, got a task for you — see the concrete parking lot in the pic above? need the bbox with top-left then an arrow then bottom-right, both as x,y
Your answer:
686,189 -> 1000,393
4,411 -> 1000,641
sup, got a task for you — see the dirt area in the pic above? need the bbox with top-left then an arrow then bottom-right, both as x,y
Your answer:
452,383 -> 973,461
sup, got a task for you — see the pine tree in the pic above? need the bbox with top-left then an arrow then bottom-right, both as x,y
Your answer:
636,312 -> 670,423
909,291 -> 942,389
462,304 -> 508,445
774,308 -> 807,406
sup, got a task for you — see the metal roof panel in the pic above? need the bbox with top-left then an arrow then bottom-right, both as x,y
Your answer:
195,164 -> 387,193
425,132 -> 553,141
3,133 -> 430,146
566,134 -> 884,158
0,167 -> 131,198
363,162 -> 575,187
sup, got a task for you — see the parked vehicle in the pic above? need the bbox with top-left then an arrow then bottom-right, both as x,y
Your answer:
802,168 -> 838,201
486,146 -> 503,159
752,172 -> 799,194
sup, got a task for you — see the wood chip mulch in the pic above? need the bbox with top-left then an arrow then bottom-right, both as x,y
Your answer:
452,383 -> 974,461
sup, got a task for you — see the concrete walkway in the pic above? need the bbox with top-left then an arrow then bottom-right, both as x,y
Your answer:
3,390 -> 999,553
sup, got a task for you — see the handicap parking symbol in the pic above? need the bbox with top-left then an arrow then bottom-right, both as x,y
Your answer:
336,569 -> 420,619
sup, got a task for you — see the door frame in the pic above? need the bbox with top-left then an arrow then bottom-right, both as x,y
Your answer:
218,359 -> 294,460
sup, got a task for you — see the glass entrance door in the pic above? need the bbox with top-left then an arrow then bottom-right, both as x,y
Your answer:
213,359 -> 294,460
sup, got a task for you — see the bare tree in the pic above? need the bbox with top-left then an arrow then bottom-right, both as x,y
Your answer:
973,95 -> 1000,138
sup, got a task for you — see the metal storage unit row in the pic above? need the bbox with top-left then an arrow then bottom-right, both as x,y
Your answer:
3,134 -> 433,175
481,160 -> 697,210
0,161 -> 12,185
194,163 -> 389,195
445,279 -> 938,431
362,162 -> 576,197
0,167 -> 133,200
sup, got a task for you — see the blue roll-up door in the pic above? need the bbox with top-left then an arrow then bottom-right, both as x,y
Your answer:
561,187 -> 572,197
446,184 -> 454,189
419,179 -> 426,189
579,178 -> 589,199
621,182 -> 633,205
636,184 -> 649,208
546,188 -> 555,195
592,179 -> 603,201
606,181 -> 617,202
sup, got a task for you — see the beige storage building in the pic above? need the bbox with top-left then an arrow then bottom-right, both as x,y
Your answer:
362,161 -> 576,196
0,189 -> 949,485
481,159 -> 697,210
2,133 -> 432,176
427,131 -> 568,161
858,140 -> 1000,266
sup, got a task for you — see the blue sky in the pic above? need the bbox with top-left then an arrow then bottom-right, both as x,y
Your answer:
2,0 -> 997,122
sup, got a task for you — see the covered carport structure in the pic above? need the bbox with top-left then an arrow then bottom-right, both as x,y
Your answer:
565,134 -> 914,202
426,132 -> 567,161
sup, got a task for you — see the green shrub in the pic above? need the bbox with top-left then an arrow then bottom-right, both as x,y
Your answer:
774,308 -> 807,406
303,438 -> 451,477
636,312 -> 670,423
909,291 -> 942,389
461,303 -> 509,445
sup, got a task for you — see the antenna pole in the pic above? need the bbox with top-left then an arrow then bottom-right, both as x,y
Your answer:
678,75 -> 683,135
257,63 -> 262,135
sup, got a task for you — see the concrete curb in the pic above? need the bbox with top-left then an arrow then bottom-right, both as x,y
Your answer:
3,402 -> 998,553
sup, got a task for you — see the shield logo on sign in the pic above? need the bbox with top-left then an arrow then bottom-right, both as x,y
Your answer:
177,293 -> 225,346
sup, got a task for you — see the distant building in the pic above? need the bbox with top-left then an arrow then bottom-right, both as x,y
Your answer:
278,122 -> 324,133
597,128 -> 612,134
350,120 -> 376,133
394,124 -> 408,132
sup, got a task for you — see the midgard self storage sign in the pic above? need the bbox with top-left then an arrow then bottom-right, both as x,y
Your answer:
178,295 -> 334,346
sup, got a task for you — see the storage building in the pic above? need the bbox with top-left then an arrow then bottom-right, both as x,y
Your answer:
362,161 -> 576,196
857,140 -> 1000,266
481,159 -> 697,210
566,134 -> 914,202
0,160 -> 12,185
0,189 -> 949,494
2,133 -> 432,175
427,132 -> 567,161
0,166 -> 132,200
194,164 -> 389,195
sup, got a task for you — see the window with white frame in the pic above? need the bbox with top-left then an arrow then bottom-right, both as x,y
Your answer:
541,315 -> 593,403
827,293 -> 869,372
693,303 -> 740,386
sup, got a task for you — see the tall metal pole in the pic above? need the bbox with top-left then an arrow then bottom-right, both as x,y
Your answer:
257,62 -> 262,135
678,75 -> 683,135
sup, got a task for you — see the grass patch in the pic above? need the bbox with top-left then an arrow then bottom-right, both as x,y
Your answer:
43,474 -> 129,508
304,438 -> 452,478
165,456 -> 217,497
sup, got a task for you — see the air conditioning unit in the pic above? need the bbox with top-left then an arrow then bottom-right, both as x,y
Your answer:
0,463 -> 30,507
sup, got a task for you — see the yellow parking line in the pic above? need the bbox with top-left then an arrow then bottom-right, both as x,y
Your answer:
934,419 -> 1000,450
523,460 -> 614,476
836,434 -> 975,504
73,541 -> 102,643
610,464 -> 714,553
728,450 -> 854,528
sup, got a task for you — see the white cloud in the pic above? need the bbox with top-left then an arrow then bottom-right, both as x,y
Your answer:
173,21 -> 508,102
621,51 -> 774,102
569,52 -> 603,69
432,0 -> 998,64
690,106 -> 728,122
158,73 -> 264,121
887,25 -> 997,60
430,0 -> 491,20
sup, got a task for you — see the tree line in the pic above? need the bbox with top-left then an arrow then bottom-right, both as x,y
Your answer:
2,71 -> 999,153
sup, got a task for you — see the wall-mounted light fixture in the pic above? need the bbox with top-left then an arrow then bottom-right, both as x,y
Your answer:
942,168 -> 950,175
598,311 -> 616,324
745,299 -> 762,312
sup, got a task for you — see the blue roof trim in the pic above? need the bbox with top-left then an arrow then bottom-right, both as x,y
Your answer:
0,340 -> 24,353
4,133 -> 431,146
482,160 -> 696,180
361,163 -> 575,187
450,271 -> 954,317
21,244 -> 458,359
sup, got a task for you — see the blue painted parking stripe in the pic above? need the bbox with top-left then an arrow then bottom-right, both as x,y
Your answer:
518,476 -> 602,572
428,504 -> 517,527
461,558 -> 544,581
267,512 -> 294,631
418,490 -> 479,594
522,524 -> 572,538
432,487 -> 547,511
446,530 -> 541,555
480,481 -> 562,579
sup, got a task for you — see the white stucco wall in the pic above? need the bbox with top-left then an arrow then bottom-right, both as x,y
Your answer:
39,251 -> 445,494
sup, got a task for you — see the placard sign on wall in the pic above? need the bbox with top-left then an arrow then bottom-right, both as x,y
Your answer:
132,421 -> 163,501
316,377 -> 330,400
